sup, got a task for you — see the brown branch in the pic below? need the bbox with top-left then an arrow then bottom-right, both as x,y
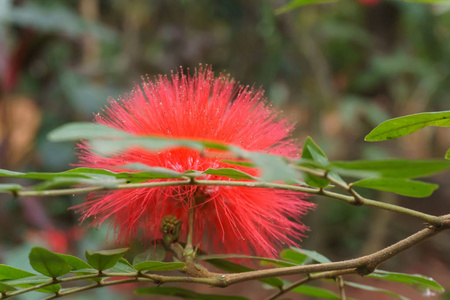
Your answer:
221,222 -> 447,286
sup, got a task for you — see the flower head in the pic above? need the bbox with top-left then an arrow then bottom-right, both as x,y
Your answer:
76,65 -> 314,257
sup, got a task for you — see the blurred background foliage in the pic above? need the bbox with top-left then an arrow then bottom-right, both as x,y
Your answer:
0,0 -> 449,299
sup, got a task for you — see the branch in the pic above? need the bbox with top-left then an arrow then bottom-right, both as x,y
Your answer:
12,176 -> 443,226
221,221 -> 448,286
1,216 -> 448,299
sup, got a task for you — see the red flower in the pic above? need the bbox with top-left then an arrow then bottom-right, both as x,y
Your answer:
76,66 -> 314,257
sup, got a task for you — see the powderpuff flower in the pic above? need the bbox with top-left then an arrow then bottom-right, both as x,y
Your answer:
76,65 -> 315,257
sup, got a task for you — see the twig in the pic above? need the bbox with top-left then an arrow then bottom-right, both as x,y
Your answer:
222,223 -> 447,286
338,276 -> 346,300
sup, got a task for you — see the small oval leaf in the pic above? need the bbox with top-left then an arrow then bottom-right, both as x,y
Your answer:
29,247 -> 72,278
0,265 -> 35,280
85,248 -> 129,271
56,254 -> 91,271
0,282 -> 17,292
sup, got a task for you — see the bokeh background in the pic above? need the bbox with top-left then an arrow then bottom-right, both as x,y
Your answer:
0,0 -> 449,299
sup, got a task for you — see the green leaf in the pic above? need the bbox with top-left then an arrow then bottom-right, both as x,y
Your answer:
292,284 -> 340,299
134,261 -> 185,272
445,149 -> 450,160
66,268 -> 98,274
345,281 -> 409,300
276,0 -> 338,14
0,265 -> 35,280
300,249 -> 332,264
249,153 -> 299,182
133,246 -> 167,265
56,254 -> 91,270
331,160 -> 450,179
365,111 -> 450,141
135,286 -> 249,299
351,178 -> 438,197
5,275 -> 51,285
48,122 -> 130,141
205,259 -> 283,288
203,168 -> 257,181
4,275 -> 61,293
48,122 -> 299,183
34,176 -> 125,190
108,258 -> 137,273
85,248 -> 129,271
0,167 -> 184,182
29,247 -> 72,278
0,282 -> 17,292
288,248 -> 332,264
0,183 -> 22,193
300,137 -> 343,187
196,254 -> 295,268
279,249 -> 307,265
221,160 -> 254,168
90,137 -> 204,155
368,270 -> 444,293
301,139 -> 330,188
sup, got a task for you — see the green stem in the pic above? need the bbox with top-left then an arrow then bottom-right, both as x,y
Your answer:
185,206 -> 195,255
12,170 -> 443,225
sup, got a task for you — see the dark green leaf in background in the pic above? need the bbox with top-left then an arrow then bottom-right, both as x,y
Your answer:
276,0 -> 338,14
283,248 -> 332,264
351,178 -> 438,197
345,281 -> 409,300
85,248 -> 129,271
292,284 -> 340,299
135,286 -> 249,299
133,261 -> 185,272
279,249 -> 307,265
368,270 -> 444,293
28,247 -> 72,278
445,149 -> 450,160
365,111 -> 450,141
